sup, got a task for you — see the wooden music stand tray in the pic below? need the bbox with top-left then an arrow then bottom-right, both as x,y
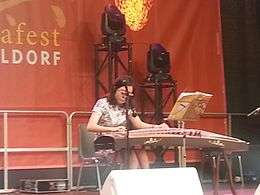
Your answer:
167,91 -> 213,122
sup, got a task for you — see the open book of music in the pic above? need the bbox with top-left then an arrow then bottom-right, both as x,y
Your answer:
168,91 -> 213,121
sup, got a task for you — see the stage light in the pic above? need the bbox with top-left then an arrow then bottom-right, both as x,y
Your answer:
101,4 -> 126,50
146,43 -> 171,82
147,43 -> 170,74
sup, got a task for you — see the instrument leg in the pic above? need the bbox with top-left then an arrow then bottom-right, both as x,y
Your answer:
182,136 -> 187,167
178,146 -> 183,167
238,155 -> 245,187
177,136 -> 187,167
212,155 -> 218,195
216,154 -> 221,194
177,146 -> 187,167
223,152 -> 237,195
182,146 -> 186,167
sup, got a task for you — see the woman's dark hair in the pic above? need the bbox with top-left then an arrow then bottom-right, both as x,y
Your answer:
107,75 -> 134,105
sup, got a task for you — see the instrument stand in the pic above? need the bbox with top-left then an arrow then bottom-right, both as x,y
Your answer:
204,150 -> 237,195
223,152 -> 237,195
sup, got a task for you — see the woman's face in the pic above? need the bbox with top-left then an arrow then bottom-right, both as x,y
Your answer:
114,86 -> 134,105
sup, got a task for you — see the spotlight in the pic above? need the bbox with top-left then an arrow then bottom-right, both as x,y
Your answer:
101,4 -> 126,50
146,43 -> 171,82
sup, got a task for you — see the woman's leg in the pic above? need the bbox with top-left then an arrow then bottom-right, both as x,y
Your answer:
129,150 -> 141,169
135,149 -> 150,169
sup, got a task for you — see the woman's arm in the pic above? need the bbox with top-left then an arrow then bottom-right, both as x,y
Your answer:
129,115 -> 169,129
87,112 -> 126,132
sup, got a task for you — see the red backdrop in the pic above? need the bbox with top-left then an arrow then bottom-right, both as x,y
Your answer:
0,0 -> 226,169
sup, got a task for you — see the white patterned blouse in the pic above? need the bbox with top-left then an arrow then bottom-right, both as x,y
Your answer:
92,97 -> 128,128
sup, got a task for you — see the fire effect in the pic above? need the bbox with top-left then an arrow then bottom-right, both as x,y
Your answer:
115,0 -> 153,31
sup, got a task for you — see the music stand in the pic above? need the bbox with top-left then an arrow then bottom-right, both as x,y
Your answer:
168,91 -> 213,122
167,91 -> 213,167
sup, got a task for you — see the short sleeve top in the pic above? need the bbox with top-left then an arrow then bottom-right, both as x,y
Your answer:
92,97 -> 127,128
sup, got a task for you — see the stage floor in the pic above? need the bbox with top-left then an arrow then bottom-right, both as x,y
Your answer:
4,183 -> 258,195
203,183 -> 257,195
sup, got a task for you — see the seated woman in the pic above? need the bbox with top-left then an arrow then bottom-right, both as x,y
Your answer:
87,75 -> 169,169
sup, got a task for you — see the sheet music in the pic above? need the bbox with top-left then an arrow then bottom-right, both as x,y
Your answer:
168,91 -> 213,121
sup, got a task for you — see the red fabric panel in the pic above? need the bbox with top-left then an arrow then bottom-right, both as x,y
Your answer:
7,116 -> 66,148
7,152 -> 67,169
0,0 -> 225,169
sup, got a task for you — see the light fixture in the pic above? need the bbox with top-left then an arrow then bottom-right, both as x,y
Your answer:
146,43 -> 171,82
101,4 -> 126,50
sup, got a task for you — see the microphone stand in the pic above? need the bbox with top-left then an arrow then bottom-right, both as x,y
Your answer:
124,86 -> 131,169
247,107 -> 260,117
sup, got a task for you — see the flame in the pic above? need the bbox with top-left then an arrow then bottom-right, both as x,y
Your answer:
115,0 -> 153,31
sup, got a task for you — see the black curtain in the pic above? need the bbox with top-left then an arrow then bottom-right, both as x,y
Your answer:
221,0 -> 260,144
221,0 -> 260,179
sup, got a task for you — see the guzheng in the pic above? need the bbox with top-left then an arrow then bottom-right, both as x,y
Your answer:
104,128 -> 249,151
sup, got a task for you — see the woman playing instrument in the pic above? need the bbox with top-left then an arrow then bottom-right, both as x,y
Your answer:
87,75 -> 169,169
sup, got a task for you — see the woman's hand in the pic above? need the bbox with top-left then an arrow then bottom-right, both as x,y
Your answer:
110,126 -> 127,137
113,126 -> 127,132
